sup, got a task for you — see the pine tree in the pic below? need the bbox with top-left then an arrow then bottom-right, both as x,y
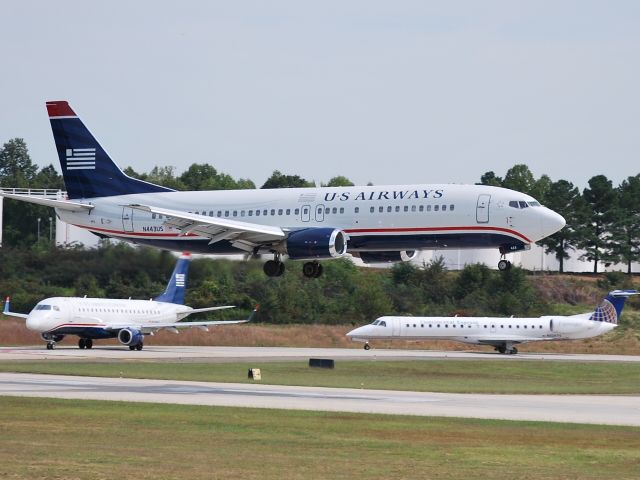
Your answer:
611,175 -> 640,273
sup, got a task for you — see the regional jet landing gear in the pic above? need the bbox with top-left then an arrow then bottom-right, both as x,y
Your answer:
264,254 -> 285,277
78,338 -> 93,349
302,261 -> 323,278
495,343 -> 518,355
363,342 -> 371,350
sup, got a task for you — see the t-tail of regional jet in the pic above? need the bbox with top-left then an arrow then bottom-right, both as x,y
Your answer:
347,290 -> 638,354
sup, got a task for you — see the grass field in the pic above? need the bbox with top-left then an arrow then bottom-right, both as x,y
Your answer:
1,359 -> 639,394
0,396 -> 638,480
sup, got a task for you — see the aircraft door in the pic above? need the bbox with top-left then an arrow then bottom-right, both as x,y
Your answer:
122,207 -> 134,232
301,205 -> 311,222
315,204 -> 325,222
476,194 -> 491,223
392,319 -> 400,336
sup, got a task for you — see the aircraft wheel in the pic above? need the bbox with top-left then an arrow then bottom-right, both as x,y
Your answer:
129,345 -> 136,351
313,263 -> 323,278
78,338 -> 86,349
46,342 -> 54,350
511,347 -> 518,355
497,345 -> 506,354
86,339 -> 93,349
364,343 -> 371,351
136,342 -> 143,351
302,262 -> 317,278
498,259 -> 511,271
264,260 -> 282,277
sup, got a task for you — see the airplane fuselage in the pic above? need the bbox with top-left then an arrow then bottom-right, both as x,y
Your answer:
26,297 -> 195,339
56,184 -> 564,255
347,313 -> 616,346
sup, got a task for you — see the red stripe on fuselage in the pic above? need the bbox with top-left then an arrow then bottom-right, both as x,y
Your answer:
78,224 -> 531,243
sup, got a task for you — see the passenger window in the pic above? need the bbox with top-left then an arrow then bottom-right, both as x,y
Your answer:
387,206 -> 392,213
379,206 -> 384,213
339,207 -> 344,214
434,205 -> 439,211
152,213 -> 156,219
295,208 -> 300,215
395,206 -> 400,212
450,204 -> 454,211
271,209 -> 276,215
209,211 -> 214,216
241,211 -> 245,217
419,205 -> 424,212
233,211 -> 238,217
411,205 -> 416,212
264,210 -> 268,216
286,209 -> 291,215
217,211 -> 222,217
256,210 -> 261,216
278,209 -> 283,215
427,205 -> 432,212
324,208 -> 329,214
248,210 -> 253,216
370,206 -> 375,213
332,207 -> 337,214
355,207 -> 359,213
404,206 -> 409,212
225,211 -> 229,217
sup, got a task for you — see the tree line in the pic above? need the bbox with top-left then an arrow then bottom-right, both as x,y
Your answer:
1,137 -> 639,272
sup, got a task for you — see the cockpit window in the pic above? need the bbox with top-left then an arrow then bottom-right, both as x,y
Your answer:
528,201 -> 541,207
53,306 -> 60,311
509,200 -> 535,209
518,201 -> 529,208
509,201 -> 519,208
34,304 -> 52,310
372,320 -> 379,325
379,320 -> 387,327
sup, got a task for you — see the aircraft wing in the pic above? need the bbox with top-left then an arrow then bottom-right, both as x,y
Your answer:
0,192 -> 94,212
129,204 -> 285,250
105,306 -> 258,333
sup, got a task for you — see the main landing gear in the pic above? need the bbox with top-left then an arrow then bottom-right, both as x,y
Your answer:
302,261 -> 323,278
129,342 -> 143,351
46,342 -> 55,350
78,338 -> 93,349
264,254 -> 285,277
495,344 -> 518,355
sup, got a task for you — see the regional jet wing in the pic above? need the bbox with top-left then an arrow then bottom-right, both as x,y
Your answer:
128,204 -> 285,250
0,192 -> 94,212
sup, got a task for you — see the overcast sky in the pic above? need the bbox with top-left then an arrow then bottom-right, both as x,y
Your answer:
1,1 -> 639,190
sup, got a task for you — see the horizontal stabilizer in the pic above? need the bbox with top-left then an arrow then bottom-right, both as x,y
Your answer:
2,297 -> 28,319
0,192 -> 94,212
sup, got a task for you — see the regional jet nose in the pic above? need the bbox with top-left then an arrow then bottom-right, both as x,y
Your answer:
540,208 -> 566,239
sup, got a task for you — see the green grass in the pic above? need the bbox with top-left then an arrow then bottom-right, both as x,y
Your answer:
2,359 -> 640,394
0,396 -> 638,480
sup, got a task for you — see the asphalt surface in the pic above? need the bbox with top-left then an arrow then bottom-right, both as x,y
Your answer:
0,372 -> 637,426
1,345 -> 639,362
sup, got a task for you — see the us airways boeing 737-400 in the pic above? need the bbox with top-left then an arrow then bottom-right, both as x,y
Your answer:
2,253 -> 255,350
0,101 -> 565,277
347,290 -> 638,354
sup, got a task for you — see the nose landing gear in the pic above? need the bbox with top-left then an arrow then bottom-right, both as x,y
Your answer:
497,259 -> 512,271
364,342 -> 371,350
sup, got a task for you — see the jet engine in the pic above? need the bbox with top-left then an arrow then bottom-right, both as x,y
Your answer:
117,328 -> 143,346
358,250 -> 418,264
286,228 -> 348,260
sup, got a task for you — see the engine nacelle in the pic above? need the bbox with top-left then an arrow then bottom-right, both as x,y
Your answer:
358,250 -> 418,264
117,328 -> 143,346
286,228 -> 348,260
41,333 -> 64,342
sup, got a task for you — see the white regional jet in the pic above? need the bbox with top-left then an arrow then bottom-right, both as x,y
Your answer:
0,101 -> 566,277
2,253 -> 255,350
347,290 -> 638,354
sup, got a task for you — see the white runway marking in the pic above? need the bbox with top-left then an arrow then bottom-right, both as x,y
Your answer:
0,372 -> 638,426
1,345 -> 639,362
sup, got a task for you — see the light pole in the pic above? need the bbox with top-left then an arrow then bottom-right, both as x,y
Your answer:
49,217 -> 53,243
37,217 -> 41,242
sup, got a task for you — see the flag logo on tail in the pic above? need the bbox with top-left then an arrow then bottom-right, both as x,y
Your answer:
66,148 -> 96,170
175,273 -> 186,287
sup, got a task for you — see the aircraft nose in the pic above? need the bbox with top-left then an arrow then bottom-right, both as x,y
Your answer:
540,208 -> 566,238
346,326 -> 363,338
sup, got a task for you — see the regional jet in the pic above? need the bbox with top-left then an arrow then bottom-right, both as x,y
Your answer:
347,290 -> 638,354
0,101 -> 566,277
2,253 -> 256,350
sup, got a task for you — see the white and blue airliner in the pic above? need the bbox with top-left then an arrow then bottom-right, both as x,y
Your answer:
347,290 -> 638,354
3,253 -> 255,350
0,101 -> 566,277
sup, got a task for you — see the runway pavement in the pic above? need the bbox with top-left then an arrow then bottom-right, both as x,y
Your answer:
0,372 -> 637,426
1,345 -> 639,362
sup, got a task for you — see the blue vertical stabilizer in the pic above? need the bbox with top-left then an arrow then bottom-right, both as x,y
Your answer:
154,253 -> 191,305
589,290 -> 638,324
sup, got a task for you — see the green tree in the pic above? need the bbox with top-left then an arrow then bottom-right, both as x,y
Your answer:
323,176 -> 354,187
538,180 -> 586,272
179,163 -> 256,190
577,175 -> 619,273
611,175 -> 640,273
146,166 -> 184,190
502,164 -> 536,195
0,138 -> 38,187
478,171 -> 503,186
261,170 -> 314,189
